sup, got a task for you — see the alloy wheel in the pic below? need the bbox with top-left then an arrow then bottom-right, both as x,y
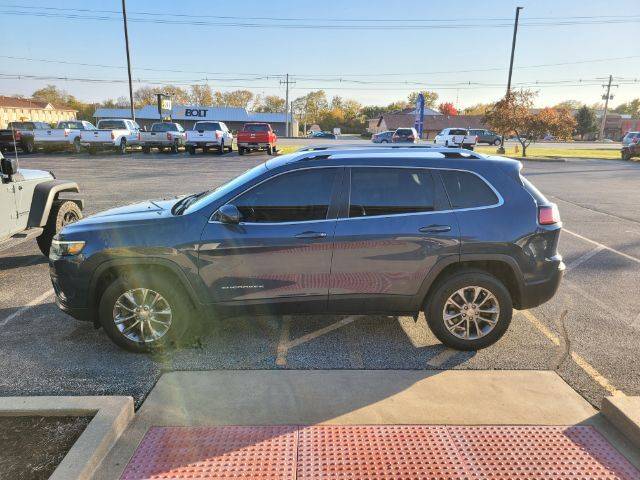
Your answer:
442,286 -> 500,340
113,288 -> 172,343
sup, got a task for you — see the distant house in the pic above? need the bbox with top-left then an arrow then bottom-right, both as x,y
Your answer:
368,112 -> 486,140
0,96 -> 76,129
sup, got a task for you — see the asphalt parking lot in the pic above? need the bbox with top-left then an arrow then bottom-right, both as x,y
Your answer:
1,146 -> 638,409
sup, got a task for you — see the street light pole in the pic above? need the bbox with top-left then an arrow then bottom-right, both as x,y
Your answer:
121,0 -> 135,121
498,6 -> 523,153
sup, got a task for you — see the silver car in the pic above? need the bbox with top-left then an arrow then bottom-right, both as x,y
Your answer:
371,131 -> 394,143
622,131 -> 640,146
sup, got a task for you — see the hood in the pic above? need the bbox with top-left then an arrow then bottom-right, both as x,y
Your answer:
17,168 -> 54,181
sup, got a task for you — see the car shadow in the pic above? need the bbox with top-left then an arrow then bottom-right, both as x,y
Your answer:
0,254 -> 47,271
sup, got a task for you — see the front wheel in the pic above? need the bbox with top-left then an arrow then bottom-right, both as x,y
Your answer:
493,138 -> 501,146
425,271 -> 512,351
37,200 -> 82,256
98,273 -> 191,352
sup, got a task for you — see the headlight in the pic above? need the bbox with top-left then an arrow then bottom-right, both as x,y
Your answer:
50,238 -> 85,257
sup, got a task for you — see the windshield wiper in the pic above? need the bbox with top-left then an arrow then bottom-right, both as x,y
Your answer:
171,191 -> 208,215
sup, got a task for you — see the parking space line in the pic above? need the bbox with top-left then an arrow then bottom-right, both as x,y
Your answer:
286,315 -> 365,350
0,288 -> 54,327
519,310 -> 624,397
563,228 -> 640,265
565,245 -> 605,272
275,317 -> 290,366
398,315 -> 433,348
427,348 -> 459,367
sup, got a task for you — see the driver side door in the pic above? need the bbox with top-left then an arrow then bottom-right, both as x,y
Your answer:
197,167 -> 344,314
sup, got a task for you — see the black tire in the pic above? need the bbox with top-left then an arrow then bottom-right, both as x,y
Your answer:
98,273 -> 192,353
493,138 -> 501,146
73,137 -> 82,153
218,141 -> 225,154
271,145 -> 278,155
238,146 -> 245,155
425,271 -> 512,351
622,151 -> 631,161
37,200 -> 82,256
23,140 -> 34,154
142,146 -> 151,154
171,140 -> 180,154
119,139 -> 127,155
266,145 -> 273,155
381,139 -> 389,143
188,145 -> 197,155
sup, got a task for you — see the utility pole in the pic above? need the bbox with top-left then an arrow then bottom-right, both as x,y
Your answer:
498,6 -> 523,153
121,0 -> 135,121
280,74 -> 295,137
598,75 -> 617,141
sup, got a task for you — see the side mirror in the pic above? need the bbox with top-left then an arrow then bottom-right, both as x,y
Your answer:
216,204 -> 241,224
0,154 -> 18,177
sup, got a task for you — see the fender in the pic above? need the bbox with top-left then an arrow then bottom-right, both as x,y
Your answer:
88,257 -> 205,312
412,253 -> 525,311
27,180 -> 81,228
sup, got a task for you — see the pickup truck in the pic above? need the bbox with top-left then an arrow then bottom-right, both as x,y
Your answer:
236,122 -> 277,155
140,122 -> 186,154
80,119 -> 142,154
185,121 -> 233,155
433,128 -> 477,150
33,120 -> 97,152
0,121 -> 50,154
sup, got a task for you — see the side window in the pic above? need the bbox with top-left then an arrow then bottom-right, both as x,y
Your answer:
349,168 -> 435,218
233,168 -> 338,223
440,170 -> 499,209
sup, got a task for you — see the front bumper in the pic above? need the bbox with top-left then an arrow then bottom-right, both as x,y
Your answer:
50,257 -> 92,322
518,258 -> 565,309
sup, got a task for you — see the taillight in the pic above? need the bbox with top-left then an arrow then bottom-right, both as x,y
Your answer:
167,133 -> 172,140
538,204 -> 560,225
111,132 -> 115,140
15,130 -> 21,141
137,132 -> 141,141
216,131 -> 222,139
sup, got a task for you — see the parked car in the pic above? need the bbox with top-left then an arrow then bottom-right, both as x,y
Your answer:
0,121 -> 50,154
1,151 -> 83,256
140,122 -> 186,154
185,121 -> 233,155
622,131 -> 640,146
81,119 -> 142,154
34,120 -> 96,153
371,131 -> 394,143
621,141 -> 639,160
469,129 -> 501,146
392,128 -> 418,143
50,145 -> 563,353
311,131 -> 336,139
236,122 -> 277,155
433,128 -> 477,150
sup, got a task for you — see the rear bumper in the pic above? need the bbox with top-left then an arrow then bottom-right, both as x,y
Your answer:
186,140 -> 222,147
518,258 -> 565,309
238,142 -> 271,148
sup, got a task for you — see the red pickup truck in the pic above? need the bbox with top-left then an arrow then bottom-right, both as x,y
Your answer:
237,122 -> 277,155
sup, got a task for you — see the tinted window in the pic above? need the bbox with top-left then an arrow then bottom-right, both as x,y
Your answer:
440,170 -> 499,209
151,123 -> 178,132
195,122 -> 221,131
233,168 -> 338,223
450,129 -> 468,136
244,124 -> 269,132
349,168 -> 435,218
395,129 -> 413,135
98,120 -> 126,129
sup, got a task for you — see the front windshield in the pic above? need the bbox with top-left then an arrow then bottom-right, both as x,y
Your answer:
182,163 -> 268,214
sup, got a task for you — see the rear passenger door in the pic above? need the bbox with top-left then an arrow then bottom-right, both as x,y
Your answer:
328,167 -> 460,313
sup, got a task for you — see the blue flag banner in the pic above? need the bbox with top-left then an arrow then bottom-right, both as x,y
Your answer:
414,93 -> 425,139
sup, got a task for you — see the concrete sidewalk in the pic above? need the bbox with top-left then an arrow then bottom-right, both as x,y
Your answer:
93,370 -> 640,479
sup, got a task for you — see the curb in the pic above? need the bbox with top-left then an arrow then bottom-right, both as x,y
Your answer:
519,157 -> 567,162
602,396 -> 640,450
0,396 -> 134,480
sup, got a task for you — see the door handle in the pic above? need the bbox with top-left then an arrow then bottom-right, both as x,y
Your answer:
419,224 -> 451,233
294,231 -> 327,239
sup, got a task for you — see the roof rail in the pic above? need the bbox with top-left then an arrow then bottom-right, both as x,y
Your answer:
296,143 -> 486,159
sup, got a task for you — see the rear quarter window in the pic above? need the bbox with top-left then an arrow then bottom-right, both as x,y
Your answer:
440,170 -> 499,209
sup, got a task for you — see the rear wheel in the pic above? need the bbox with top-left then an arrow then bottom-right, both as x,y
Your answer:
218,141 -> 225,154
98,273 -> 192,353
622,150 -> 632,160
188,145 -> 197,155
73,137 -> 82,153
23,140 -> 34,154
171,140 -> 180,154
37,200 -> 82,256
266,145 -> 273,155
425,271 -> 512,351
238,146 -> 245,155
119,139 -> 127,155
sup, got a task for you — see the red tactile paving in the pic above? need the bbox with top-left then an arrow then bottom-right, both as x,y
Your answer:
120,426 -> 298,480
120,425 -> 640,480
448,425 -> 640,480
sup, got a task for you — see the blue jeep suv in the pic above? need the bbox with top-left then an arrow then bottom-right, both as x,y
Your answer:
49,145 -> 564,352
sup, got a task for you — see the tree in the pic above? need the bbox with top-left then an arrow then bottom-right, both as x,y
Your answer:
613,98 -> 640,117
292,90 -> 329,125
484,90 -> 576,157
219,89 -> 254,109
189,84 -> 213,105
407,91 -> 438,109
575,105 -> 597,139
254,95 -> 286,113
438,102 -> 458,116
553,100 -> 582,111
134,85 -> 189,107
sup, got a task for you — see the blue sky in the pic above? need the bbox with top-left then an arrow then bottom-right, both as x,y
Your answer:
1,0 -> 638,108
